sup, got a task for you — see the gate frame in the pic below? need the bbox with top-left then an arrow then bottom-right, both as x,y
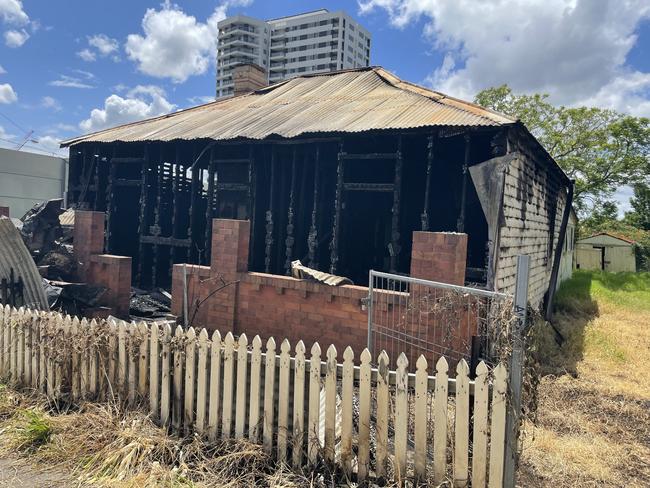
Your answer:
366,269 -> 511,364
367,255 -> 530,488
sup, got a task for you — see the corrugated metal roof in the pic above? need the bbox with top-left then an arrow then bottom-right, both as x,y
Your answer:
0,217 -> 48,310
61,67 -> 516,147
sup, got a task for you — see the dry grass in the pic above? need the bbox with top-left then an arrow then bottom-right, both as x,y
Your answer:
519,271 -> 650,487
0,388 -> 334,487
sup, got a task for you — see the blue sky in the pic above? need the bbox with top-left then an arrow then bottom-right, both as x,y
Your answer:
0,0 -> 649,211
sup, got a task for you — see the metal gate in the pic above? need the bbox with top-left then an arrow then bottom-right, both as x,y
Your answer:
367,270 -> 513,369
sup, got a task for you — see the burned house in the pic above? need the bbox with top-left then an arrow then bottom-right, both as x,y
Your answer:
61,67 -> 572,310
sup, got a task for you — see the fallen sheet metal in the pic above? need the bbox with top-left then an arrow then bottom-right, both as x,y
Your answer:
20,198 -> 64,257
0,216 -> 48,309
291,259 -> 353,286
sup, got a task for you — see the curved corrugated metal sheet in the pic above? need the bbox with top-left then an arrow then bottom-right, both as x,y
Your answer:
61,67 -> 516,147
0,217 -> 48,310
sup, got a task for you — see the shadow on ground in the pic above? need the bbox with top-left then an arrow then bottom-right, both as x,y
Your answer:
531,271 -> 599,377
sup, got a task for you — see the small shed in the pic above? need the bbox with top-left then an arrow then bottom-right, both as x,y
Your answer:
576,232 -> 636,272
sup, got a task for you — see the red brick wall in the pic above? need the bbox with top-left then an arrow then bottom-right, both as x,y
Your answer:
73,211 -> 105,280
171,220 -> 477,363
236,274 -> 369,353
206,219 -> 250,333
171,264 -> 212,327
410,231 -> 467,285
74,210 -> 131,318
87,254 -> 132,317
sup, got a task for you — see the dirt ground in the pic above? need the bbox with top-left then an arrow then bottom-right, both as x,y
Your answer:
518,271 -> 650,487
0,457 -> 74,487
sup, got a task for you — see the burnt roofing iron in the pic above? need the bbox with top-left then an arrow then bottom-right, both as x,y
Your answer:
61,67 -> 517,147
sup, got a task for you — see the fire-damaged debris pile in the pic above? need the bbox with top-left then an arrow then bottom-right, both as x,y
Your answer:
130,288 -> 172,319
19,199 -> 77,281
42,279 -> 107,316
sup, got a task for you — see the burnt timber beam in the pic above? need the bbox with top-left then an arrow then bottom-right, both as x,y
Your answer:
247,145 -> 256,267
421,133 -> 434,231
151,146 -> 164,288
136,143 -> 151,286
284,146 -> 297,275
344,183 -> 394,192
264,147 -> 275,274
307,145 -> 320,269
329,141 -> 344,274
457,133 -> 471,233
104,147 -> 116,252
389,136 -> 403,273
204,147 -> 216,264
186,144 -> 200,263
340,153 -> 398,160
140,235 -> 191,247
92,145 -> 100,210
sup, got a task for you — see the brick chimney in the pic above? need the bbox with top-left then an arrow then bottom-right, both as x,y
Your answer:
232,63 -> 268,97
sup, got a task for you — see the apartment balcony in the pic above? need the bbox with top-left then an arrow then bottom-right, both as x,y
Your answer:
218,37 -> 260,49
220,49 -> 258,59
219,25 -> 258,37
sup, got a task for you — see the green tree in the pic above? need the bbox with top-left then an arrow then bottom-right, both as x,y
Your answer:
581,200 -> 619,230
624,183 -> 650,231
475,85 -> 650,212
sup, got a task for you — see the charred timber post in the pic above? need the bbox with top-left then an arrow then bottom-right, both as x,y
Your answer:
308,145 -> 320,269
421,133 -> 434,231
188,145 -> 201,263
264,147 -> 275,274
457,133 -> 471,233
152,147 -> 164,288
204,147 -> 216,264
247,145 -> 256,264
330,141 -> 344,274
284,146 -> 298,275
92,145 -> 101,210
389,136 -> 403,273
136,144 -> 151,285
105,147 -> 116,252
171,146 -> 181,239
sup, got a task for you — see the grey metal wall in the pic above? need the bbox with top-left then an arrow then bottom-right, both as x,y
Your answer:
0,147 -> 67,218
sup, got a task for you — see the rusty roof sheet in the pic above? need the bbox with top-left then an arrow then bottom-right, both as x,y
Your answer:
61,67 -> 516,147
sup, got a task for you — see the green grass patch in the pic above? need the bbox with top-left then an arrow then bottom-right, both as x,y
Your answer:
584,327 -> 627,363
555,270 -> 650,313
16,409 -> 52,450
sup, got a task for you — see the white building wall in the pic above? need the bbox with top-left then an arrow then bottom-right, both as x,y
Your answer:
0,147 -> 67,218
576,234 -> 637,273
217,9 -> 371,98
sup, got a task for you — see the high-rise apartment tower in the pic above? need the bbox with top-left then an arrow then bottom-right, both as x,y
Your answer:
216,9 -> 371,98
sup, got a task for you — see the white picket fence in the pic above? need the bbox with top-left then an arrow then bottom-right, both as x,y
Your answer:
0,305 -> 509,486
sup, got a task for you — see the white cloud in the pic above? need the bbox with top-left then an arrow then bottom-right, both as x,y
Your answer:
0,124 -> 16,143
188,95 -> 216,105
77,48 -> 96,62
49,74 -> 94,89
4,27 -> 28,47
41,96 -> 61,111
0,0 -> 29,25
79,34 -> 120,62
88,34 -> 118,55
360,0 -> 650,114
125,0 -> 252,83
0,82 -> 17,103
0,64 -> 5,74
34,135 -> 67,157
79,84 -> 175,133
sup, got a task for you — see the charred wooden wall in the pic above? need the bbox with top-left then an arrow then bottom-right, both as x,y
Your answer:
66,128 -> 523,289
498,127 -> 570,305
